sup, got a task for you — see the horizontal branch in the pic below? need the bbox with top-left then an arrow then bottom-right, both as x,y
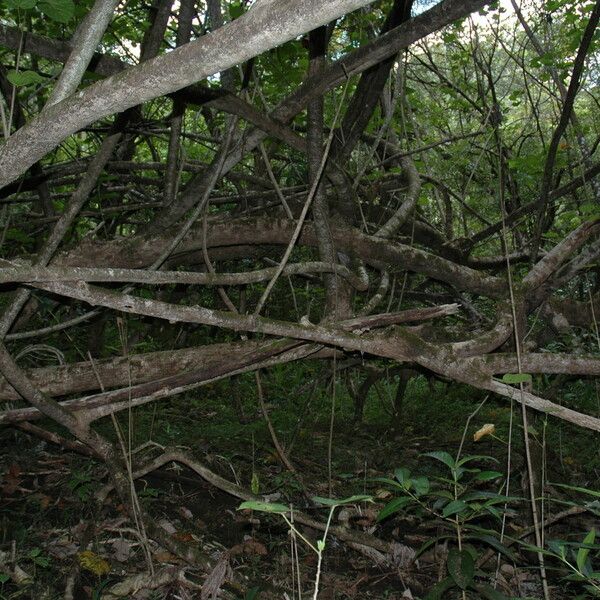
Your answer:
0,306 -> 459,402
0,261 -> 368,290
0,340 -> 318,423
26,279 -> 419,359
523,220 -> 600,290
486,379 -> 600,432
476,352 -> 600,377
0,340 -> 285,401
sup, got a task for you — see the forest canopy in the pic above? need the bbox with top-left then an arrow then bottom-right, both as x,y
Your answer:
0,0 -> 600,598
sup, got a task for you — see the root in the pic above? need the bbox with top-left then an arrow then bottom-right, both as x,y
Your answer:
99,447 -> 408,562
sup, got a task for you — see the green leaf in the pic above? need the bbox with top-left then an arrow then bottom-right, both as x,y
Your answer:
0,573 -> 9,584
447,547 -> 475,590
577,529 -> 596,574
474,471 -> 503,481
376,496 -> 412,522
465,533 -> 517,561
551,482 -> 600,498
473,583 -> 511,599
251,472 -> 260,495
424,451 -> 456,470
237,501 -> 289,513
548,539 -> 567,560
229,2 -> 244,19
244,586 -> 261,600
7,70 -> 45,87
461,491 -> 513,503
485,506 -> 502,521
312,495 -> 372,507
38,0 -> 74,22
443,500 -> 468,518
370,476 -> 405,490
423,576 -> 455,600
413,476 -> 430,496
501,373 -> 532,385
394,467 -> 411,485
456,455 -> 498,467
430,487 -> 455,499
6,0 -> 36,9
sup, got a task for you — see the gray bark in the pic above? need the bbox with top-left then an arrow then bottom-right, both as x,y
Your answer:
45,0 -> 120,107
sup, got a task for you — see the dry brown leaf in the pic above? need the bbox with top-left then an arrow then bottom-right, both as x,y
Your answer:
230,539 -> 268,556
473,423 -> 495,442
2,464 -> 22,495
200,554 -> 231,600
38,494 -> 52,509
375,488 -> 392,499
111,539 -> 133,563
12,564 -> 32,585
104,566 -> 181,598
47,537 -> 78,560
158,518 -> 177,535
153,551 -> 177,563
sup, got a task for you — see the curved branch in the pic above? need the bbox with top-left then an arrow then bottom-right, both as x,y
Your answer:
52,217 -> 507,299
0,0 -> 379,187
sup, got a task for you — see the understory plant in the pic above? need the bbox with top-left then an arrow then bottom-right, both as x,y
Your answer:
376,453 -> 600,598
238,494 -> 372,600
542,527 -> 600,598
527,483 -> 600,598
375,451 -> 516,599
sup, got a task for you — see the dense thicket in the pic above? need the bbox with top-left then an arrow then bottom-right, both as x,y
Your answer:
1,0 -> 600,597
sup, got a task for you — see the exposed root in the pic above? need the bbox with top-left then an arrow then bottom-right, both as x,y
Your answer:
98,447 -> 408,563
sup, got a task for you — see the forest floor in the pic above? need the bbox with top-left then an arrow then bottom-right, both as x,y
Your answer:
1,369 -> 599,599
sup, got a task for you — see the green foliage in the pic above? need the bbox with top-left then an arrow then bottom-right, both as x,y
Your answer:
551,483 -> 600,499
238,501 -> 290,514
312,494 -> 372,507
0,1 -> 599,596
5,227 -> 34,246
446,547 -> 474,589
501,373 -> 533,385
424,547 -> 510,599
375,449 -> 519,597
38,0 -> 74,22
138,486 -> 160,498
6,69 -> 45,87
228,1 -> 244,20
244,587 -> 261,600
376,453 -> 508,526
67,468 -> 95,502
27,547 -> 50,569
5,0 -> 36,9
577,528 -> 596,574
524,528 -> 600,596
5,0 -> 74,21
